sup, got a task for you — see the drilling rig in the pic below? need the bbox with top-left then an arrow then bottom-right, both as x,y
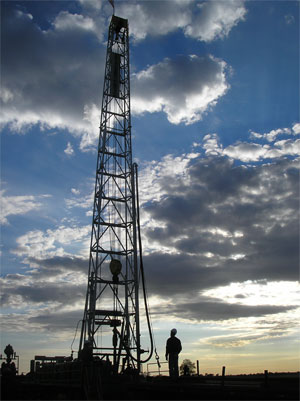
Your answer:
78,15 -> 152,375
24,14 -> 156,400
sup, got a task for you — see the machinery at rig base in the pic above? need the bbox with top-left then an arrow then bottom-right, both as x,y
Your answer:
0,344 -> 19,377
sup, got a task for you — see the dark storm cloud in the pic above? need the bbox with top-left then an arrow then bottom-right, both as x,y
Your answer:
146,157 -> 299,244
1,153 -> 298,324
0,256 -> 88,307
29,309 -> 83,331
142,155 -> 299,303
28,256 -> 88,277
143,242 -> 298,300
29,298 -> 294,332
153,299 -> 297,321
1,282 -> 86,307
3,153 -> 298,320
145,157 -> 258,234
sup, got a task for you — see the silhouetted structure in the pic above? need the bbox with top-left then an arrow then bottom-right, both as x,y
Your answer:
1,344 -> 18,378
78,14 -> 153,376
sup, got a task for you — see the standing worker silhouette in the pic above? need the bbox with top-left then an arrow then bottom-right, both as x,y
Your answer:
165,328 -> 182,379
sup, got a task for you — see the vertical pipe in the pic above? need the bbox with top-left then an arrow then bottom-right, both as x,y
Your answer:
30,360 -> 35,374
113,328 -> 118,374
264,369 -> 268,387
197,360 -> 199,376
222,366 -> 226,386
132,163 -> 141,372
89,272 -> 96,343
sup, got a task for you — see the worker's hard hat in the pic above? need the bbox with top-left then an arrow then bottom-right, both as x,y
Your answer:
171,328 -> 177,335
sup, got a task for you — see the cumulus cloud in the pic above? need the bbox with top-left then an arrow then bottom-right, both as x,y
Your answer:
117,0 -> 246,42
139,145 -> 299,300
137,151 -> 200,207
53,10 -> 104,40
0,190 -> 49,225
250,127 -> 294,142
202,133 -> 223,155
1,2 -> 240,149
64,142 -> 74,156
132,141 -> 299,330
184,0 -> 247,42
292,123 -> 300,134
1,131 -> 299,334
132,55 -> 229,124
1,5 -> 105,149
204,125 -> 300,162
13,225 -> 90,260
223,142 -> 271,162
117,0 -> 192,41
65,189 -> 94,211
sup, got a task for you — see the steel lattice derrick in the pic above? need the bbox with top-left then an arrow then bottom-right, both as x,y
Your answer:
79,16 -> 141,373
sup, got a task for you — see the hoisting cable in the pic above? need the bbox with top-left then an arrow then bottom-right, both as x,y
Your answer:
71,319 -> 82,354
119,163 -> 158,365
134,162 -> 155,363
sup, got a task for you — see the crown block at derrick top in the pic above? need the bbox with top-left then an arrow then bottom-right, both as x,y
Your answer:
112,15 -> 128,30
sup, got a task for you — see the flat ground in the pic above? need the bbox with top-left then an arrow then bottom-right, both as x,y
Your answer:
1,373 -> 299,400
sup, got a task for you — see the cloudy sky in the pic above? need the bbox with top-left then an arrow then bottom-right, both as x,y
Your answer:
1,0 -> 299,375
